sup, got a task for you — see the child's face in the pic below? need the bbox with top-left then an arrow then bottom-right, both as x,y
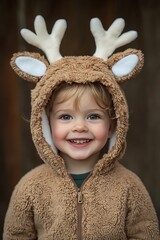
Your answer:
49,88 -> 113,173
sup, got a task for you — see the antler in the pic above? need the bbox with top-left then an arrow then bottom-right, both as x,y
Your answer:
90,18 -> 138,60
20,15 -> 67,63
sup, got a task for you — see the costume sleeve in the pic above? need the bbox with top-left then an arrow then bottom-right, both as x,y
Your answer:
3,181 -> 37,240
126,178 -> 160,239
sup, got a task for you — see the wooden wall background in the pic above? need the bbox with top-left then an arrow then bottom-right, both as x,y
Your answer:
0,0 -> 160,237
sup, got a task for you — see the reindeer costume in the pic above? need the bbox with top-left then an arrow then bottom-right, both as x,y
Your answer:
3,16 -> 160,239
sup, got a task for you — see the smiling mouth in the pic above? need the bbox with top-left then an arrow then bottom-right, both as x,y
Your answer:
68,139 -> 92,144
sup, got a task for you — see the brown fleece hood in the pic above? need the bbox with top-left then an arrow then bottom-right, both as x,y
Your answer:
10,16 -> 144,177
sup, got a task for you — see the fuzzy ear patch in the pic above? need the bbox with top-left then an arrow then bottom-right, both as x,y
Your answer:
112,54 -> 138,77
15,56 -> 47,77
107,49 -> 144,83
11,52 -> 49,82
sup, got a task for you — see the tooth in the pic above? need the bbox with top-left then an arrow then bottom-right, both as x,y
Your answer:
70,139 -> 90,144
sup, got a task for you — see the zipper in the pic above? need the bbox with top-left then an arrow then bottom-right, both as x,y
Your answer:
68,173 -> 92,240
77,189 -> 83,204
77,189 -> 83,240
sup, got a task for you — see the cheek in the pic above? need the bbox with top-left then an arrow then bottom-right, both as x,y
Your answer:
93,123 -> 110,141
50,121 -> 68,142
96,129 -> 109,140
51,127 -> 65,140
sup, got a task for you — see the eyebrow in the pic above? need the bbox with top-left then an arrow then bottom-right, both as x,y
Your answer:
54,109 -> 73,113
53,108 -> 106,114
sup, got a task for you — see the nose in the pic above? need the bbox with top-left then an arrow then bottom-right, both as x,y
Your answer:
72,119 -> 88,132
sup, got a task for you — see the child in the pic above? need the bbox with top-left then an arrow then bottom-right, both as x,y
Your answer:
46,82 -> 116,176
3,15 -> 160,239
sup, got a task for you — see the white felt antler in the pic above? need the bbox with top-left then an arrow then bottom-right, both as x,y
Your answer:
20,15 -> 67,63
90,18 -> 138,60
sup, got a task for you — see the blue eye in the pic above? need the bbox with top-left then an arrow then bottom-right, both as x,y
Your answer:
59,114 -> 72,120
88,114 -> 101,120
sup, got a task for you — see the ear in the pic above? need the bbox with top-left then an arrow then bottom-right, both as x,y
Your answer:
107,49 -> 144,83
10,52 -> 49,83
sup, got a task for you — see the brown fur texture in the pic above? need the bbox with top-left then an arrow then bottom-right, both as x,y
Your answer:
3,164 -> 160,239
3,50 -> 160,239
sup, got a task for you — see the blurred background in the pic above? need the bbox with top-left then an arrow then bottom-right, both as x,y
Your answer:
0,0 -> 160,237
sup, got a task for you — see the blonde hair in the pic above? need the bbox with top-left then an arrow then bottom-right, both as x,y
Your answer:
46,82 -> 115,119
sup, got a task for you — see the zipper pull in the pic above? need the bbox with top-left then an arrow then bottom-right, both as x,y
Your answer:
77,190 -> 83,204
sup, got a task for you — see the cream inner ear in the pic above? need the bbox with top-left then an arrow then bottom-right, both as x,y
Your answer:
41,109 -> 117,154
112,54 -> 138,77
15,56 -> 47,77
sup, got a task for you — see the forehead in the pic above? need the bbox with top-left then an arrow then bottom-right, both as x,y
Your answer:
53,88 -> 100,110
